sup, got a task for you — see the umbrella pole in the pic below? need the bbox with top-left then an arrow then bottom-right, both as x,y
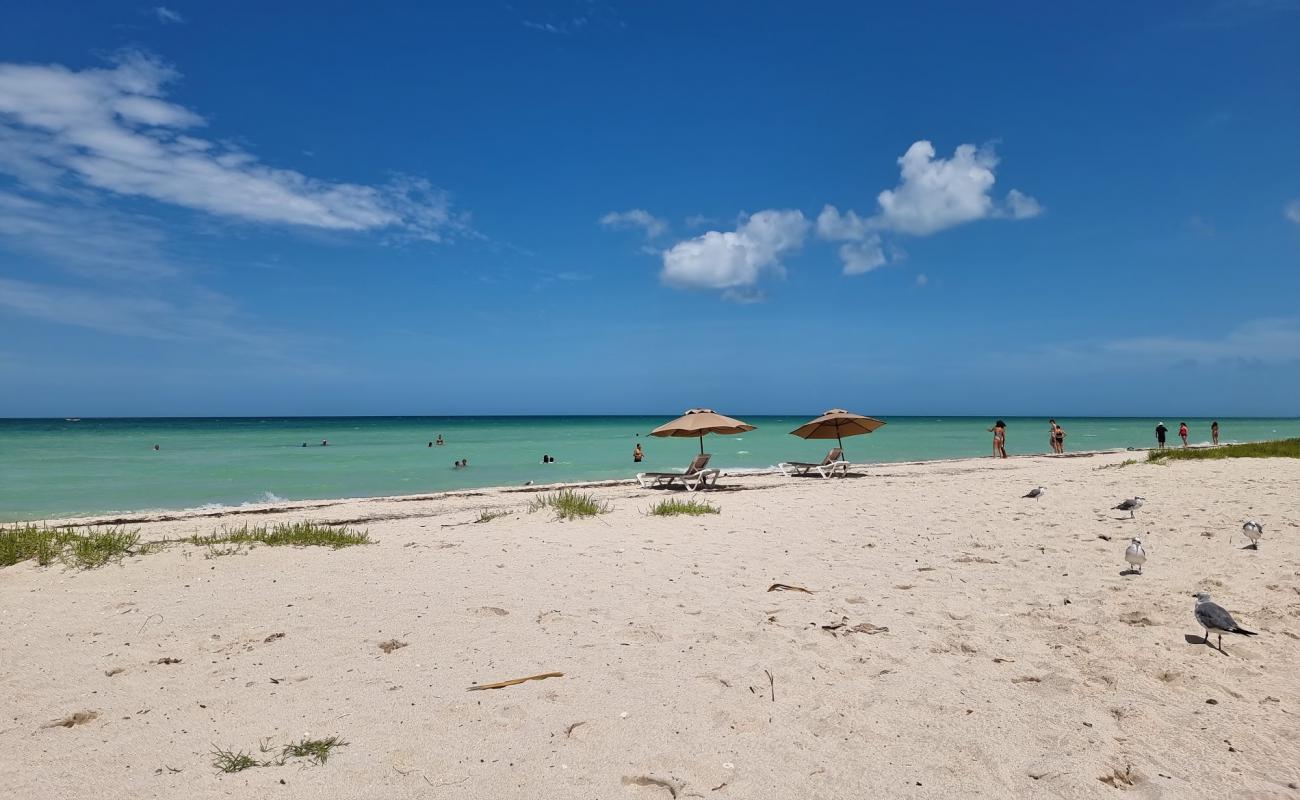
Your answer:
699,436 -> 705,455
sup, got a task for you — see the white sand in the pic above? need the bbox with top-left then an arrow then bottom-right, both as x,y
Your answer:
2,450 -> 1298,798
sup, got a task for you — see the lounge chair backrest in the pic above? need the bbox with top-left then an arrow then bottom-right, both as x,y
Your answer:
823,447 -> 843,465
686,453 -> 711,474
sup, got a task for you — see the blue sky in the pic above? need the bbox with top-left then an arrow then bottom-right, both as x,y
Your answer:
1,1 -> 1297,417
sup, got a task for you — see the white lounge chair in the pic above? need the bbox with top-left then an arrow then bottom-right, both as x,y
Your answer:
778,447 -> 849,478
637,453 -> 721,491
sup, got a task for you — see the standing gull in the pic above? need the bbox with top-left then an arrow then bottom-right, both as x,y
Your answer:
1022,486 -> 1045,501
1112,496 -> 1145,518
1242,520 -> 1263,549
1193,592 -> 1257,652
1124,538 -> 1146,574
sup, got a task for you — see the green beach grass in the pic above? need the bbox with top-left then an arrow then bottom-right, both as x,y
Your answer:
0,524 -> 141,569
1147,438 -> 1300,463
647,498 -> 720,516
527,489 -> 610,520
2,520 -> 369,570
211,736 -> 348,773
187,521 -> 370,549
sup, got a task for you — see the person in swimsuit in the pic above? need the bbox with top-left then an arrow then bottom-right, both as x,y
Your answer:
1054,421 -> 1066,454
1048,419 -> 1059,454
1179,421 -> 1189,447
633,443 -> 643,463
1155,422 -> 1167,450
435,435 -> 444,446
988,420 -> 1007,458
1211,420 -> 1219,445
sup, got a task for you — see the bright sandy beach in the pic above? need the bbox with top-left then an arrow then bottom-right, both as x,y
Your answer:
2,449 -> 1298,799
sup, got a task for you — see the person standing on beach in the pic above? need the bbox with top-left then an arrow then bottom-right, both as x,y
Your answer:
1211,420 -> 1219,445
1179,421 -> 1189,447
1155,422 -> 1167,450
1054,421 -> 1067,454
988,420 -> 1007,458
633,443 -> 643,463
1048,419 -> 1060,454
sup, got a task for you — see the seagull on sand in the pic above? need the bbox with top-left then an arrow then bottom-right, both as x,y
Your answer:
1242,520 -> 1263,549
1022,486 -> 1045,501
1193,592 -> 1257,652
1113,496 -> 1145,518
1124,538 -> 1146,573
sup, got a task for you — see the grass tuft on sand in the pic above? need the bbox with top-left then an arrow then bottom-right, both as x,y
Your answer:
1,524 -> 141,569
1148,438 -> 1300,463
282,736 -> 348,765
211,736 -> 347,773
211,746 -> 261,773
527,489 -> 610,520
188,521 -> 370,550
647,498 -> 720,516
474,510 -> 512,524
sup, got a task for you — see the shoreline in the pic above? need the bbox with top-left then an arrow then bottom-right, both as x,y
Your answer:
16,445 -> 1153,528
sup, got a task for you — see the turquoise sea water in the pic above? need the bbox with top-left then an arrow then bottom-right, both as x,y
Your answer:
1,416 -> 1297,521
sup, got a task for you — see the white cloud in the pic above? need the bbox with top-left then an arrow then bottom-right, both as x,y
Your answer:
1286,199 -> 1300,225
1005,188 -> 1043,220
0,275 -> 286,353
816,205 -> 871,240
600,208 -> 667,239
660,209 -> 808,292
816,140 -> 1042,273
816,205 -> 884,274
835,241 -> 886,275
876,141 -> 1001,235
915,273 -> 929,287
522,17 -> 588,35
684,214 -> 717,228
0,191 -> 174,278
0,53 -> 461,240
153,6 -> 184,24
1104,318 -> 1300,364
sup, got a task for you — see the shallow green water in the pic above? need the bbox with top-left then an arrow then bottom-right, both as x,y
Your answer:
1,416 -> 1295,520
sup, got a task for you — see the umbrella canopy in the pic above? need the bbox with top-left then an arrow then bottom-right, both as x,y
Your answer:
789,409 -> 885,456
650,408 -> 757,453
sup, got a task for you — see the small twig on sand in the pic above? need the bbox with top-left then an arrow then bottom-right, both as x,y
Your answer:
467,672 -> 564,691
765,669 -> 775,702
139,613 -> 163,634
767,583 -> 812,594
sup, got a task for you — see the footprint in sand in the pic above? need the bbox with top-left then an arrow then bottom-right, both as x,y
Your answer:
470,606 -> 510,617
43,711 -> 98,729
1119,611 -> 1156,626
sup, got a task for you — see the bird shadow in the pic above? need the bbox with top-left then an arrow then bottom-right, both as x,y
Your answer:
1240,544 -> 1259,551
1183,634 -> 1229,656
1119,568 -> 1141,576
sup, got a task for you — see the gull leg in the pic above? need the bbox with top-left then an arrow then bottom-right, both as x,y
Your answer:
1204,628 -> 1213,647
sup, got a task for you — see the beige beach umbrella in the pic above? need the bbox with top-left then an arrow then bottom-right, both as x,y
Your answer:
650,408 -> 757,454
790,409 -> 885,457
